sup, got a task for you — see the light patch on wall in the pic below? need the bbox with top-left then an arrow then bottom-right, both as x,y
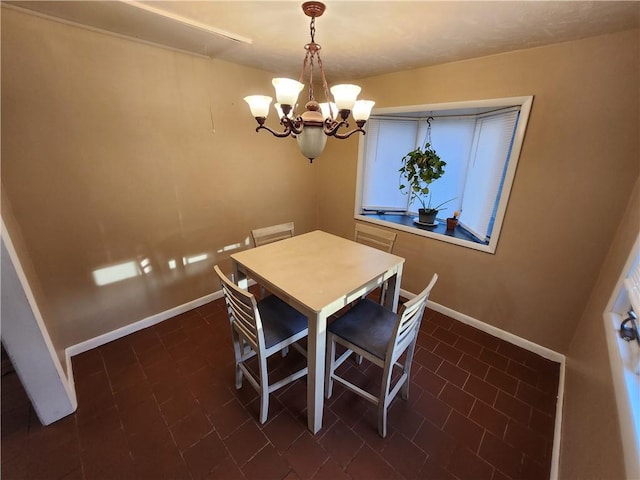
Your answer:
140,257 -> 152,274
217,242 -> 241,253
93,257 -> 153,285
93,261 -> 140,286
182,253 -> 208,265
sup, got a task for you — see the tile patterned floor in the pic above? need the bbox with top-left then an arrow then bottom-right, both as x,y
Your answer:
1,290 -> 560,479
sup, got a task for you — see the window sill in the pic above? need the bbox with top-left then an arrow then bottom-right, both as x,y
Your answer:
355,213 -> 495,253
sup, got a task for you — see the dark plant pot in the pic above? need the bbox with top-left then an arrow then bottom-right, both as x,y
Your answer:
446,218 -> 459,230
418,208 -> 438,225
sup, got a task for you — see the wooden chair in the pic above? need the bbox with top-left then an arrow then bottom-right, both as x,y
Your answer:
251,222 -> 295,247
354,223 -> 398,305
214,265 -> 308,424
325,274 -> 438,437
354,223 -> 397,253
250,222 -> 295,300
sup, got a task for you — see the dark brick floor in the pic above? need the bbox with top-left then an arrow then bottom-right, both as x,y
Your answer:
1,289 -> 560,479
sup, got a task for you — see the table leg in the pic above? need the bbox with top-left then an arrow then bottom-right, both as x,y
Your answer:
384,263 -> 403,313
306,310 -> 327,434
232,260 -> 248,290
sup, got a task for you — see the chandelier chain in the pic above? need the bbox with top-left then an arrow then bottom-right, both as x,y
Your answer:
316,54 -> 332,110
308,54 -> 315,101
310,16 -> 316,43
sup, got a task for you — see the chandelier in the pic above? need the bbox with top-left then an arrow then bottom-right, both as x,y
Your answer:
244,1 -> 375,163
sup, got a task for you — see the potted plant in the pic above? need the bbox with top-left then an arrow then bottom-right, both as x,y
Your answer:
398,142 -> 453,224
446,210 -> 461,230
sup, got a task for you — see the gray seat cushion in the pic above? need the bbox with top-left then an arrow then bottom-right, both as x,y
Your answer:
328,299 -> 398,360
258,295 -> 308,349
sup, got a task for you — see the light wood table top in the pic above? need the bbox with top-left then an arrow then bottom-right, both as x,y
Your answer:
231,230 -> 404,313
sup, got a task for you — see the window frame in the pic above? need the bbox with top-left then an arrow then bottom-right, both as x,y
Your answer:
604,234 -> 640,479
354,96 -> 534,254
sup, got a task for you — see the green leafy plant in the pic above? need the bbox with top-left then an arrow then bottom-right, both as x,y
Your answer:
399,142 -> 451,212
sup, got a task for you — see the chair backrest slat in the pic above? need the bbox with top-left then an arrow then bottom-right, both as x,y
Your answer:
389,273 -> 438,362
224,289 -> 259,346
251,222 -> 295,247
214,265 -> 264,350
354,224 -> 397,253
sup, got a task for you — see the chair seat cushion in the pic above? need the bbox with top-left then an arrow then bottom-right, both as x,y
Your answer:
328,299 -> 398,360
258,295 -> 308,349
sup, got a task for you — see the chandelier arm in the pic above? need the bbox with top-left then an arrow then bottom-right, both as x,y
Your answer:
324,118 -> 368,139
323,119 -> 347,136
330,127 -> 366,140
256,123 -> 293,138
287,116 -> 305,135
253,116 -> 302,138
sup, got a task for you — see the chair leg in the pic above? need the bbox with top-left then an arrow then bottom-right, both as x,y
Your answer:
258,354 -> 269,424
401,341 -> 418,400
235,364 -> 243,390
231,331 -> 244,389
400,376 -> 410,400
378,403 -> 388,438
378,360 -> 395,438
325,335 -> 336,399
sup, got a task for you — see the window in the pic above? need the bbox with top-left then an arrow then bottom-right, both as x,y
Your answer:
605,235 -> 640,478
355,96 -> 533,253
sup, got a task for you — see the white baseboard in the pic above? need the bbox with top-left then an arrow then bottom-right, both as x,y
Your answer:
401,288 -> 565,480
71,286 -> 564,362
431,302 -> 563,365
65,289 -> 225,358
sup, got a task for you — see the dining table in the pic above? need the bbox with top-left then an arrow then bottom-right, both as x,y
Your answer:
230,230 -> 405,434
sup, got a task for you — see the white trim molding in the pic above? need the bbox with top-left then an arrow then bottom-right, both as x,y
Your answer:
65,277 -> 255,358
66,289 -> 225,358
1,221 -> 77,424
603,233 -> 640,480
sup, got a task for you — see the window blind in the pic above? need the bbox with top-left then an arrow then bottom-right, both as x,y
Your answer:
361,119 -> 417,211
460,110 -> 519,241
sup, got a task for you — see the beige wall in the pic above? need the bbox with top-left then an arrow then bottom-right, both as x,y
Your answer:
1,8 -> 319,349
560,177 -> 639,479
318,29 -> 640,354
316,29 -> 639,477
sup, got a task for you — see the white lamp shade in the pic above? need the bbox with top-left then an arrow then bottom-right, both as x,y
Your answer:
352,100 -> 375,121
330,84 -> 361,111
244,95 -> 272,118
272,78 -> 304,107
296,126 -> 328,161
319,102 -> 338,120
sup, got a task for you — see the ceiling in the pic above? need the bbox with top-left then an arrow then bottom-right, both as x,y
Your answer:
5,1 -> 640,84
